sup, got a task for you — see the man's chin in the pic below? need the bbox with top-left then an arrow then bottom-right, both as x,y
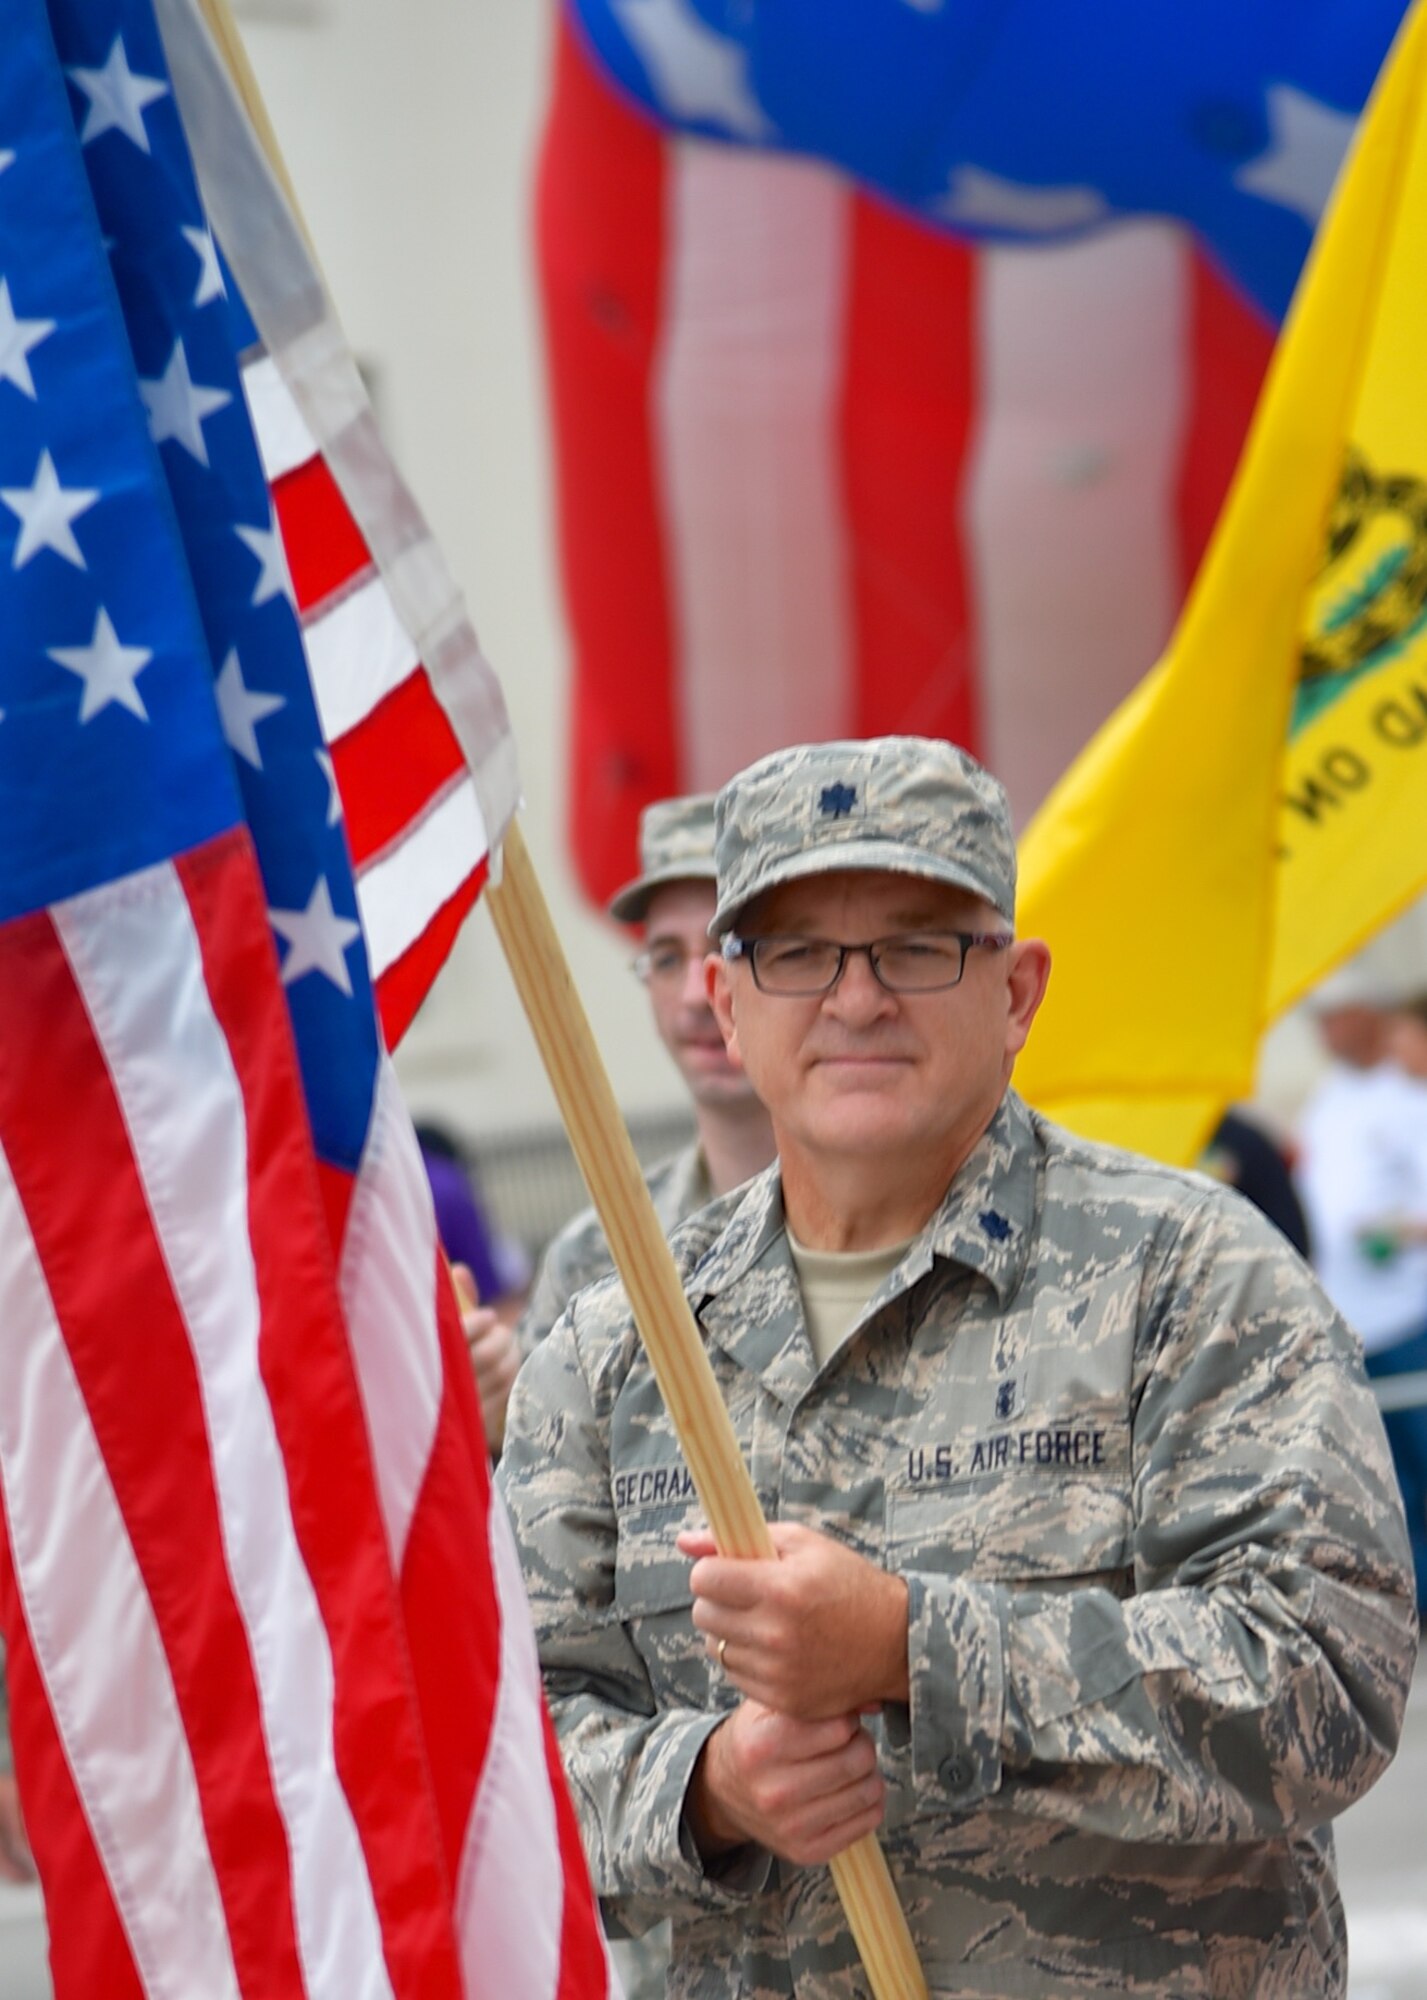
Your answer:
684,1066 -> 757,1108
795,1080 -> 931,1149
803,1059 -> 920,1113
679,1056 -> 743,1104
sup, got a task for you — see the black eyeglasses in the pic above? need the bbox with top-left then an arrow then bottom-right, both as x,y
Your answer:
631,942 -> 708,988
721,930 -> 1012,996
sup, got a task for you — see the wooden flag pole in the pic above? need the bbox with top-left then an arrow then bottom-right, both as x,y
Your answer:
193,0 -> 313,256
486,824 -> 927,2000
191,1 -> 925,1985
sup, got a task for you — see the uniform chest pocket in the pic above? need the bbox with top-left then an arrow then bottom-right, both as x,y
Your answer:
613,1504 -> 711,1704
888,1470 -> 1134,1595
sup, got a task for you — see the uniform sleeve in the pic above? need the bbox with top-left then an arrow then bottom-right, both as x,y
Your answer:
512,1244 -> 573,1361
513,1209 -> 607,1361
891,1196 -> 1419,1844
515,1153 -> 701,1360
498,1303 -> 772,1931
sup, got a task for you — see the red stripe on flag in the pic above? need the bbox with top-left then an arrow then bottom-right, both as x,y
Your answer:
842,195 -> 982,752
1174,251 -> 1275,597
316,1155 -> 357,1259
272,452 -> 373,615
397,1260 -> 502,1881
546,1702 -> 612,2000
332,676 -> 469,869
178,836 -> 465,2000
0,899 -> 307,1997
0,1509 -> 146,2000
374,861 -> 488,1049
414,1264 -> 612,1996
537,13 -> 678,905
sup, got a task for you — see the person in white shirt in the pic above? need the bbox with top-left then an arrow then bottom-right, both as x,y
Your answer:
1298,983 -> 1427,1612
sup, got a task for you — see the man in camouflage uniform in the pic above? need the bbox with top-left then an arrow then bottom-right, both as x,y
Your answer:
515,793 -> 775,1357
500,737 -> 1418,1999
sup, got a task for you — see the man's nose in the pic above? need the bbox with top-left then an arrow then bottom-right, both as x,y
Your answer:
824,947 -> 894,1020
680,951 -> 711,1006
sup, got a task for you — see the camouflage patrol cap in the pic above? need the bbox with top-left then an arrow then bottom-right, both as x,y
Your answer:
607,794 -> 718,923
711,737 -> 1016,936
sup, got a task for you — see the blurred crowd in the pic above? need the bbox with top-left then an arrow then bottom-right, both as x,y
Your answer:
1194,981 -> 1427,1623
1294,979 -> 1427,1616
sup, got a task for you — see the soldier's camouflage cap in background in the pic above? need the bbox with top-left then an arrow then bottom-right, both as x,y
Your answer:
606,793 -> 718,923
711,735 -> 1017,937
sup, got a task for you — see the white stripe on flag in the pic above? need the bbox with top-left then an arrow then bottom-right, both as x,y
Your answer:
968,223 -> 1191,824
657,146 -> 854,792
55,865 -> 395,2000
242,352 -> 319,485
337,1060 -> 443,1570
0,1144 -> 243,2000
356,776 -> 488,979
456,1495 -> 564,2000
305,575 -> 418,745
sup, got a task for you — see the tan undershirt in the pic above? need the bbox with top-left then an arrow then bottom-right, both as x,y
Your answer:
786,1229 -> 912,1370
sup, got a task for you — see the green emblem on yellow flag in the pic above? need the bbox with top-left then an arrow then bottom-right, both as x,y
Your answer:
1298,447 -> 1427,725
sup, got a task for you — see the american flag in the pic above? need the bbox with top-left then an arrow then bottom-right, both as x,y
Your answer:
0,0 -> 610,1994
157,0 -> 521,1053
564,0 -> 1404,321
536,12 -> 1277,907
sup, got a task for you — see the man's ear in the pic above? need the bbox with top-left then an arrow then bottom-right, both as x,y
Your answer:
1005,938 -> 1052,1060
707,953 -> 743,1067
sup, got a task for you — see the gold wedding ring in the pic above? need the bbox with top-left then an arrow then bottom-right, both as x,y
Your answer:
717,1636 -> 729,1669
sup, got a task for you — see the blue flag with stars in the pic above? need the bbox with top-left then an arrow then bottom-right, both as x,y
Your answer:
1,0 -> 379,1174
567,0 -> 1409,321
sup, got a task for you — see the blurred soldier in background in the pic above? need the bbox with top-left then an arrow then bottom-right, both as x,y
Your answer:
513,793 -> 775,1364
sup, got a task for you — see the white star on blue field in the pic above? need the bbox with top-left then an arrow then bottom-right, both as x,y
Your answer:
1,0 -> 382,1172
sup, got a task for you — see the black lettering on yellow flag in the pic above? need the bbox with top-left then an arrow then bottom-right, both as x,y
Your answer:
1274,440 -> 1427,1008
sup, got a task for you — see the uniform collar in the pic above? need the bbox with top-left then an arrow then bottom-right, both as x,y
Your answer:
916,1089 -> 1039,1304
688,1163 -> 786,1297
685,1169 -> 808,1402
685,1092 -> 1039,1394
655,1140 -> 712,1225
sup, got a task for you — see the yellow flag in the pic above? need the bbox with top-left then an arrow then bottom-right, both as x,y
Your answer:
1014,2 -> 1427,1163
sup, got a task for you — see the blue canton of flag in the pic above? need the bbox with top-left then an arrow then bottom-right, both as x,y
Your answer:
1,0 -> 379,1174
567,0 -> 1409,321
